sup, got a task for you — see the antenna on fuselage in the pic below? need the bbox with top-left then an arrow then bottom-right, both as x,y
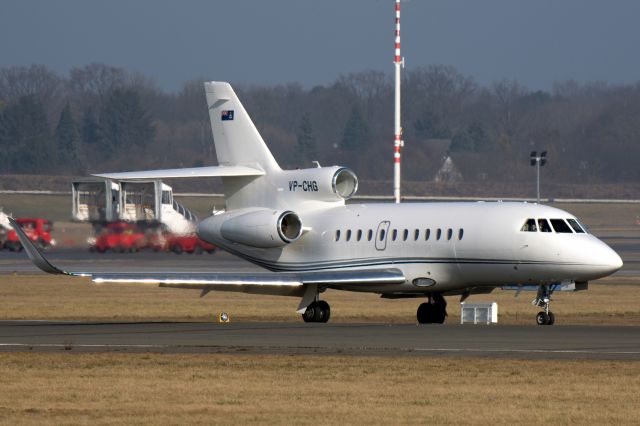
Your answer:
392,0 -> 405,204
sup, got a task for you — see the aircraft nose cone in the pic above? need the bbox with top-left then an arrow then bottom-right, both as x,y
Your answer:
595,242 -> 623,277
606,249 -> 624,274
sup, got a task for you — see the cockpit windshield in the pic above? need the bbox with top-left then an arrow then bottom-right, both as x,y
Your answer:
520,217 -> 588,234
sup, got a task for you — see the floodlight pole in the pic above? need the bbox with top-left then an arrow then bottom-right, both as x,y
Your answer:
536,161 -> 541,204
393,0 -> 404,204
530,151 -> 547,203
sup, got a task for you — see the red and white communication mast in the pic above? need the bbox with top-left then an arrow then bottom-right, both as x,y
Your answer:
393,0 -> 404,203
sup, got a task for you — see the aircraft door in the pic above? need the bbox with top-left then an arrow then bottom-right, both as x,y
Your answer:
375,221 -> 390,251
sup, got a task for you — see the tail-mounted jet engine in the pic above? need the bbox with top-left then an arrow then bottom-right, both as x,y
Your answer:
280,166 -> 358,202
203,209 -> 303,249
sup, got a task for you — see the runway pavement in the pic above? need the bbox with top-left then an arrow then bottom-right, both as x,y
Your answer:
0,321 -> 638,360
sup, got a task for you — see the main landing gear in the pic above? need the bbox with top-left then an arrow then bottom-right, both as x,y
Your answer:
534,284 -> 555,326
302,300 -> 331,323
417,293 -> 447,324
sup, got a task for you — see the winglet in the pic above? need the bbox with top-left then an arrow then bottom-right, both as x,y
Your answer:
8,217 -> 69,275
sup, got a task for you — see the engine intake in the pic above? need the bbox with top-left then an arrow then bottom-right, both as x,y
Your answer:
332,168 -> 358,199
277,211 -> 302,243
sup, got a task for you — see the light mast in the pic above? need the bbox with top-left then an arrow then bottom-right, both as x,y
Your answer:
393,0 -> 404,203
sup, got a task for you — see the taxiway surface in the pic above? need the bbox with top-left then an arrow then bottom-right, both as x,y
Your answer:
0,321 -> 638,360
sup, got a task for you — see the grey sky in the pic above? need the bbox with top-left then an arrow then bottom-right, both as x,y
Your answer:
1,0 -> 639,91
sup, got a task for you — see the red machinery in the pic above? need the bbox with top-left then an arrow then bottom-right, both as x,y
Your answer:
90,222 -> 147,253
3,218 -> 55,252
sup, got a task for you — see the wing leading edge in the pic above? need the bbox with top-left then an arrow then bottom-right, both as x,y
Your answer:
9,217 -> 405,293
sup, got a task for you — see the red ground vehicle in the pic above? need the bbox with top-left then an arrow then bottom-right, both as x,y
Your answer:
4,218 -> 55,252
167,234 -> 216,254
90,222 -> 147,253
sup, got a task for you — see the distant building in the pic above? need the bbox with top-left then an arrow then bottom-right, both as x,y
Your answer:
434,155 -> 463,182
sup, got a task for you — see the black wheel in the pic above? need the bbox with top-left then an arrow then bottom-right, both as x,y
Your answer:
536,311 -> 550,325
433,305 -> 447,324
302,304 -> 317,323
194,245 -> 203,255
317,300 -> 330,323
171,244 -> 183,254
547,311 -> 555,325
417,303 -> 431,324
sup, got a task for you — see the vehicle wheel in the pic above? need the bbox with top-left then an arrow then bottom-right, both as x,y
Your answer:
302,305 -> 317,323
194,246 -> 203,255
317,300 -> 331,323
417,303 -> 431,324
96,246 -> 106,253
433,305 -> 447,324
171,244 -> 183,254
36,239 -> 46,250
536,311 -> 550,325
547,311 -> 555,325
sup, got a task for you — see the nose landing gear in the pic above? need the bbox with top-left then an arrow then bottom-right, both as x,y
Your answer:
534,284 -> 555,325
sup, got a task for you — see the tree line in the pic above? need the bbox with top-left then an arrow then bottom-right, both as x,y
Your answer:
1,63 -> 639,185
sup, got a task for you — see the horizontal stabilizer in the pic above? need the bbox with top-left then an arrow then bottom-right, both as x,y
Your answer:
92,165 -> 265,180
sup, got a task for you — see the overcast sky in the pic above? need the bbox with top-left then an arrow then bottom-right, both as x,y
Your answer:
1,0 -> 639,92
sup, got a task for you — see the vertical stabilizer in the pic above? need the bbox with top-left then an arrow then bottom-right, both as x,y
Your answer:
204,82 -> 281,173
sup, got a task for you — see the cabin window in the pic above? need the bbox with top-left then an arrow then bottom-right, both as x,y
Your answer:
447,228 -> 453,240
403,229 -> 408,241
567,219 -> 585,233
367,229 -> 373,241
521,218 -> 537,232
458,229 -> 464,240
538,219 -> 552,233
379,229 -> 386,241
550,219 -> 573,233
414,229 -> 420,241
436,228 -> 442,240
346,229 -> 352,241
392,229 -> 398,241
357,229 -> 363,241
335,230 -> 341,241
425,229 -> 431,241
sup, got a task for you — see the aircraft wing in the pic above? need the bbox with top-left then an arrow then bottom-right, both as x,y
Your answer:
92,165 -> 265,180
9,217 -> 405,294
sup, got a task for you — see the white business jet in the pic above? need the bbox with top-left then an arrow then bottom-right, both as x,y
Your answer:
11,82 -> 623,325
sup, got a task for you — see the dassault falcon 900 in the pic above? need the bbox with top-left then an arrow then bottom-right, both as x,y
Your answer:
11,82 -> 623,325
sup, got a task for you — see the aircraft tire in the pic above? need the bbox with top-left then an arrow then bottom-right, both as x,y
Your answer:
536,311 -> 551,325
302,304 -> 318,323
317,300 -> 330,323
547,311 -> 555,325
433,306 -> 446,324
417,303 -> 431,324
